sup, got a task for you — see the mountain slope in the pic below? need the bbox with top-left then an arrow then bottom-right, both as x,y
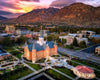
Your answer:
48,3 -> 100,27
0,16 -> 7,20
16,8 -> 59,23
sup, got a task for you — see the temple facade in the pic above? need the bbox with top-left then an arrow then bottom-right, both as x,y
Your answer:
24,30 -> 57,63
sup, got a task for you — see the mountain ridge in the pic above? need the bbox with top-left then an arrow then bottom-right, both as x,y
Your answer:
0,3 -> 100,27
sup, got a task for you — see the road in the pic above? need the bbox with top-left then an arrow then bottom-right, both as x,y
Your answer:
58,47 -> 100,64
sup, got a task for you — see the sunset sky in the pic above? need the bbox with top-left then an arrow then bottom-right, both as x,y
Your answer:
0,0 -> 100,18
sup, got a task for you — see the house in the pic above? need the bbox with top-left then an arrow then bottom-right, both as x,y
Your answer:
5,25 -> 15,33
24,29 -> 57,63
40,30 -> 50,37
77,30 -> 95,38
90,35 -> 100,40
16,27 -> 30,35
59,34 -> 88,45
0,48 -> 10,61
95,46 -> 100,55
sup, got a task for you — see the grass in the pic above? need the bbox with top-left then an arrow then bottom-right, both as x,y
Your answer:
10,50 -> 23,59
72,59 -> 100,70
3,47 -> 15,52
36,58 -> 46,63
95,70 -> 100,78
15,52 -> 23,59
0,67 -> 33,80
69,61 -> 79,67
55,67 -> 76,78
26,63 -> 41,70
46,69 -> 71,80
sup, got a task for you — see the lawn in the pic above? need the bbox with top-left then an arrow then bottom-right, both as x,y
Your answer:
10,50 -> 23,59
46,69 -> 71,80
36,58 -> 46,63
72,59 -> 100,70
0,67 -> 33,80
69,61 -> 79,67
26,63 -> 41,70
95,70 -> 100,78
55,67 -> 76,78
3,47 -> 15,52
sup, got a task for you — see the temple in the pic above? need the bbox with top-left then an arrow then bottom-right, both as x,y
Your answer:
24,28 -> 57,63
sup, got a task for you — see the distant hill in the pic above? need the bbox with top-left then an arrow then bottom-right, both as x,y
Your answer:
16,7 -> 59,23
48,3 -> 100,27
1,3 -> 100,27
0,16 -> 7,20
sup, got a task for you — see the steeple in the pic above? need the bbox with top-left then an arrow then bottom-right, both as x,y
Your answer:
54,40 -> 57,45
32,43 -> 35,50
25,41 -> 28,47
40,25 -> 44,38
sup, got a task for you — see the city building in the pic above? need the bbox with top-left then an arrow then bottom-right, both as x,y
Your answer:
24,29 -> 57,63
59,34 -> 88,45
95,46 -> 100,55
90,35 -> 100,40
16,27 -> 30,35
40,30 -> 50,37
5,25 -> 15,33
0,48 -> 10,61
73,65 -> 95,79
77,30 -> 95,38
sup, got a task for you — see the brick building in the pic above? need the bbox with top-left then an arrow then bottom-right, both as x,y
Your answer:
95,46 -> 100,55
24,30 -> 57,63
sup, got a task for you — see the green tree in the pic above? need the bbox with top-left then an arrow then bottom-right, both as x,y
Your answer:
62,39 -> 66,45
79,41 -> 86,48
16,35 -> 27,44
2,37 -> 13,46
69,44 -> 74,49
73,38 -> 78,47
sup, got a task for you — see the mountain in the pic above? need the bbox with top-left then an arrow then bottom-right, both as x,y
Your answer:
48,3 -> 100,27
1,3 -> 100,27
0,16 -> 7,20
16,7 -> 59,23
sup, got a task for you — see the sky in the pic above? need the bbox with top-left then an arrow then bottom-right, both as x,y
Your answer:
0,0 -> 100,18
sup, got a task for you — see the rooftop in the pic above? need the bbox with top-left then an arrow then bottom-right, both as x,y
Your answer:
75,66 -> 94,74
28,41 -> 54,51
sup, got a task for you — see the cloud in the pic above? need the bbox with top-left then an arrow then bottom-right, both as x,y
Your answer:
50,0 -> 76,8
22,0 -> 40,2
16,0 -> 40,3
0,11 -> 12,15
0,1 -> 22,9
76,0 -> 100,7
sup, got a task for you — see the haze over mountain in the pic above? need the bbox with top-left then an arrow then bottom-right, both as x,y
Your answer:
0,3 -> 100,27
0,16 -> 7,20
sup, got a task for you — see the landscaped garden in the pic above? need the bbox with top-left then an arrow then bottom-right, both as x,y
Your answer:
55,67 -> 76,78
26,63 -> 41,70
0,67 -> 33,80
46,69 -> 71,80
72,59 -> 100,70
36,58 -> 46,63
10,50 -> 23,59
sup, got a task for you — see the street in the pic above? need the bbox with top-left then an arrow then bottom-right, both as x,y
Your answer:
58,47 -> 100,64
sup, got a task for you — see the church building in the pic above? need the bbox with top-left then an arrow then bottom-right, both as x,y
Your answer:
24,30 -> 57,63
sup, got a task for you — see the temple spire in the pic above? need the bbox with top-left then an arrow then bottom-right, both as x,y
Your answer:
25,41 -> 28,47
40,25 -> 44,38
54,40 -> 57,45
32,43 -> 35,50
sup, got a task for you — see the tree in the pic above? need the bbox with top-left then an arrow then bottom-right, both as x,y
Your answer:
79,41 -> 86,48
62,39 -> 66,45
73,38 -> 78,47
16,35 -> 27,44
69,44 -> 74,49
2,37 -> 13,46
57,39 -> 61,43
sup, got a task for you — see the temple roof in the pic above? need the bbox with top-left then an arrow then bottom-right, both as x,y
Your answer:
28,41 -> 54,51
